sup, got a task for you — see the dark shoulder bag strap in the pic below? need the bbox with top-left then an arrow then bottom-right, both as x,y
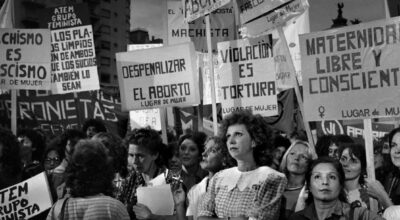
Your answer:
52,197 -> 69,220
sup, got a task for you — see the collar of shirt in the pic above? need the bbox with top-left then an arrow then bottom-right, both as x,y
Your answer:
300,201 -> 347,220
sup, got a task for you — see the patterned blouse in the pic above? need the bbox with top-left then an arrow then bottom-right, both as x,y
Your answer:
116,168 -> 168,219
198,166 -> 287,220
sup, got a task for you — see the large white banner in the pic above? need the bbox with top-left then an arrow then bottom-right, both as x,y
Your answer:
0,172 -> 52,219
116,42 -> 200,111
300,16 -> 400,121
218,35 -> 278,117
50,25 -> 99,94
0,29 -> 51,90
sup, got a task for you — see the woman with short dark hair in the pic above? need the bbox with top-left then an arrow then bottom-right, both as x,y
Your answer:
47,139 -> 129,219
289,157 -> 383,220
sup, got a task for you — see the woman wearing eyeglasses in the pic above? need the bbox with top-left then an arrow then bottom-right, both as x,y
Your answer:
43,146 -> 63,173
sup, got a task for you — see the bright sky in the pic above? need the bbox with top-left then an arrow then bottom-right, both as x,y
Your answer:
130,0 -> 167,41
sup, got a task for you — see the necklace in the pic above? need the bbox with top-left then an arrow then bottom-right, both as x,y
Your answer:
286,184 -> 304,191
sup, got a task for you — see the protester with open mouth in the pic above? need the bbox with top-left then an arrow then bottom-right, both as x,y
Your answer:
198,110 -> 287,220
289,157 -> 383,220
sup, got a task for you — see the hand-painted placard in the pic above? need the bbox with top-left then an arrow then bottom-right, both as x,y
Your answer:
218,35 -> 278,117
241,0 -> 308,36
116,42 -> 200,111
237,0 -> 292,24
0,29 -> 51,90
130,109 -> 161,130
168,1 -> 235,53
300,16 -> 400,121
50,25 -> 99,94
182,0 -> 230,22
0,172 -> 52,219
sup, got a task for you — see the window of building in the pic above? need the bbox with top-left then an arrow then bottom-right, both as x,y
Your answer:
100,73 -> 111,83
101,41 -> 111,50
103,0 -> 110,2
100,57 -> 111,66
101,9 -> 111,18
101,25 -> 111,34
114,12 -> 118,17
113,43 -> 118,48
114,28 -> 118,32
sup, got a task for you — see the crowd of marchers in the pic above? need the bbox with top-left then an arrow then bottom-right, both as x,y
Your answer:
1,111 -> 400,220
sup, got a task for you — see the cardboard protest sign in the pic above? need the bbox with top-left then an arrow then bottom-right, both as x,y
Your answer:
241,0 -> 308,37
197,52 -> 221,104
182,0 -> 230,22
300,17 -> 400,121
237,0 -> 292,25
50,25 -> 99,94
217,35 -> 278,117
0,29 -> 51,90
40,4 -> 90,30
168,1 -> 236,53
0,172 -> 52,219
116,42 -> 200,111
130,109 -> 161,130
0,90 -> 127,136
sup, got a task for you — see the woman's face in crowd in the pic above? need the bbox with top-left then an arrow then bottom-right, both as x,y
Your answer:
328,143 -> 339,159
44,150 -> 61,171
273,146 -> 286,165
128,144 -> 158,174
201,140 -> 224,173
310,163 -> 341,203
168,149 -> 182,172
390,132 -> 400,168
286,143 -> 309,175
226,124 -> 253,161
339,148 -> 362,181
86,126 -> 97,139
179,139 -> 201,168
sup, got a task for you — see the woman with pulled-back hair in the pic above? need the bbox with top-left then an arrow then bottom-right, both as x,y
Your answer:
289,157 -> 383,220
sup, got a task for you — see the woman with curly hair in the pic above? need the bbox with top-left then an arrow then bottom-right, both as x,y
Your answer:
47,139 -> 129,219
117,127 -> 169,219
198,110 -> 287,220
92,132 -> 128,197
0,128 -> 22,189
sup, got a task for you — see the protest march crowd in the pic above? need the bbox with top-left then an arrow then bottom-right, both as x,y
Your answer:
3,0 -> 400,219
0,111 -> 400,220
